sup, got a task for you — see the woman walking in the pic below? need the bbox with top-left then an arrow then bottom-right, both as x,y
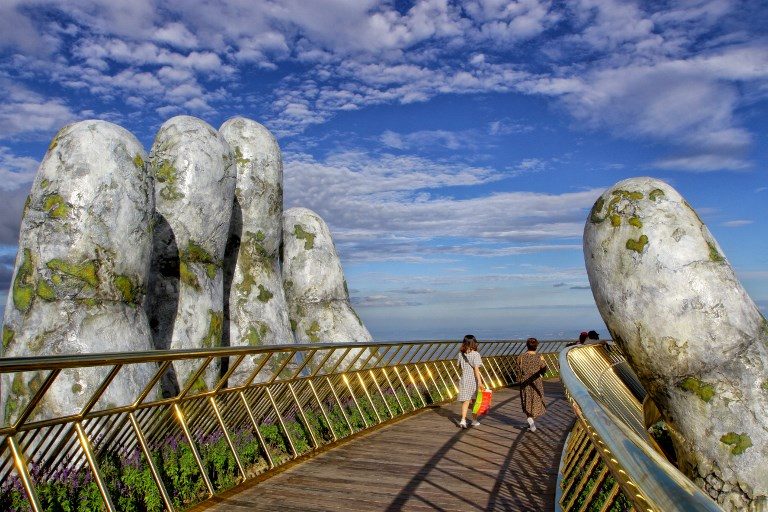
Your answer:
518,337 -> 548,431
457,334 -> 486,428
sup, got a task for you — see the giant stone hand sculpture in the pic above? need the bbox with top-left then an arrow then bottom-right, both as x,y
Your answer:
1,121 -> 156,422
584,177 -> 768,511
282,208 -> 373,357
145,116 -> 236,392
219,117 -> 294,385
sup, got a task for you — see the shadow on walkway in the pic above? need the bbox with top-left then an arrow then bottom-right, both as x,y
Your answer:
202,380 -> 574,512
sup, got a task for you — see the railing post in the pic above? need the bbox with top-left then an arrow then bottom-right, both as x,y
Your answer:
208,396 -> 246,479
128,412 -> 176,512
74,422 -> 116,512
307,380 -> 337,442
6,435 -> 43,512
239,391 -> 274,469
288,382 -> 319,449
356,373 -> 382,424
326,375 -> 354,434
172,404 -> 214,496
368,369 -> 393,418
265,387 -> 298,458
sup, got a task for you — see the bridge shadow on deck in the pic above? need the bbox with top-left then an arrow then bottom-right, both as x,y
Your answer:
201,380 -> 574,512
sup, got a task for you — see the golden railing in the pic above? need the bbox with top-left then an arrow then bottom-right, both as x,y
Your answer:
0,339 -> 567,511
557,343 -> 722,512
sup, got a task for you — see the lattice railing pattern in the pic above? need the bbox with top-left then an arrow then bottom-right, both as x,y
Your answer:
0,339 -> 568,511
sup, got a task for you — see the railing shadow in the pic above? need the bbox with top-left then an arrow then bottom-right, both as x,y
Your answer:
383,381 -> 573,512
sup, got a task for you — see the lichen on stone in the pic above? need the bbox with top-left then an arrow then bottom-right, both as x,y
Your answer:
257,284 -> 273,303
133,153 -> 145,170
78,297 -> 99,308
708,242 -> 725,263
649,188 -> 665,201
244,323 -> 269,346
680,377 -> 715,402
612,189 -> 644,201
46,258 -> 99,288
48,132 -> 61,152
179,261 -> 200,290
201,309 -> 223,348
180,240 -> 220,286
306,321 -> 320,342
626,235 -> 649,253
36,279 -> 56,301
589,197 -> 606,223
290,319 -> 297,332
720,432 -> 752,455
234,146 -> 251,167
42,193 -> 70,219
610,214 -> 621,227
40,179 -> 50,189
155,160 -> 185,200
13,248 -> 35,313
294,224 -> 316,250
2,327 -> 15,351
628,217 -> 642,228
113,274 -> 137,304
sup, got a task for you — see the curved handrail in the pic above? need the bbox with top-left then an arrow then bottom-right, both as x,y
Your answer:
559,343 -> 722,512
0,339 -> 568,512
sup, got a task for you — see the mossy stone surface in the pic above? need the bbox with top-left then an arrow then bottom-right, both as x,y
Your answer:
584,177 -> 768,509
12,248 -> 35,313
2,327 -> 14,351
46,258 -> 99,288
680,377 -> 715,402
720,433 -> 752,455
2,120 -> 156,428
221,117 -> 294,386
294,224 -> 315,250
42,193 -> 70,219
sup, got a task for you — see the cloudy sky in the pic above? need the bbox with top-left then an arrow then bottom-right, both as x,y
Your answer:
0,0 -> 766,341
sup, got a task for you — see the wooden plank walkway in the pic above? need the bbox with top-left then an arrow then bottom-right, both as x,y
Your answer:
202,380 -> 574,512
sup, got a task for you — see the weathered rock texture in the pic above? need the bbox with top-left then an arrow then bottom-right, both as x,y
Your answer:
219,117 -> 293,385
145,116 -> 235,392
584,177 -> 768,511
1,120 -> 156,423
282,208 -> 372,360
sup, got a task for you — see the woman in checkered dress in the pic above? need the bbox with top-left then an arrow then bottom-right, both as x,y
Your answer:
457,335 -> 486,428
518,337 -> 548,431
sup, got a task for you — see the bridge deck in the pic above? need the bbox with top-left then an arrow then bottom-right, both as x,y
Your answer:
201,380 -> 574,511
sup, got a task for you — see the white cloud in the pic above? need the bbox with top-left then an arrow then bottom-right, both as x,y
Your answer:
0,0 -> 765,173
153,22 -> 199,49
380,129 -> 470,150
653,154 -> 751,172
0,147 -> 38,191
721,220 -> 753,227
0,82 -> 77,138
488,119 -> 534,135
284,149 -> 600,261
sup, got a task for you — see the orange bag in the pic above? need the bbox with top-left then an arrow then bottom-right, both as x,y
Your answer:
472,389 -> 492,416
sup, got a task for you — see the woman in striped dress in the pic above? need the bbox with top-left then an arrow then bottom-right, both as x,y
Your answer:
518,337 -> 548,431
457,335 -> 486,428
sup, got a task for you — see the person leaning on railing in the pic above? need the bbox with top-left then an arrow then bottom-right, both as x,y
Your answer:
518,337 -> 548,432
456,334 -> 487,429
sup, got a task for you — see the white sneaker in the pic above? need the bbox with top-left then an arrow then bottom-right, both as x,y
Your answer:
528,425 -> 537,432
471,420 -> 481,427
459,419 -> 467,429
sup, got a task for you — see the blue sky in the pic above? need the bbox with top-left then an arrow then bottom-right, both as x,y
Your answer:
0,0 -> 766,341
